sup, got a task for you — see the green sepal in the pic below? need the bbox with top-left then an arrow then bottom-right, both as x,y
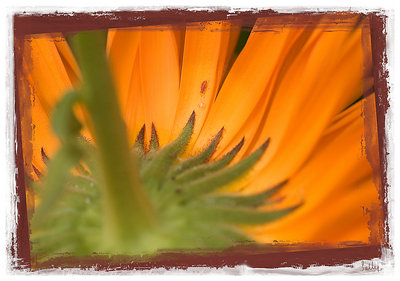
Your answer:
200,180 -> 288,208
172,137 -> 244,185
188,204 -> 300,225
167,127 -> 224,179
133,124 -> 146,159
179,224 -> 251,249
149,123 -> 160,153
177,139 -> 270,200
141,111 -> 195,189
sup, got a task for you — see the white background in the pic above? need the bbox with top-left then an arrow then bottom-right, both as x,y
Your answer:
1,0 -> 398,280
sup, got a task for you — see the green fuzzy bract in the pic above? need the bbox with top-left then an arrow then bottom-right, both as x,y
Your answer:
30,107 -> 296,260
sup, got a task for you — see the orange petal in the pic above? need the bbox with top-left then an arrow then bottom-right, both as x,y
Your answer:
53,36 -> 81,85
124,54 -> 146,146
244,99 -> 380,243
214,23 -> 328,163
248,178 -> 380,243
22,35 -> 75,172
23,35 -> 75,113
107,27 -> 143,145
53,36 -> 94,141
171,21 -> 238,150
138,25 -> 180,146
218,23 -> 241,88
242,17 -> 370,191
30,93 -> 60,174
172,25 -> 186,77
107,27 -> 141,113
192,17 -> 305,156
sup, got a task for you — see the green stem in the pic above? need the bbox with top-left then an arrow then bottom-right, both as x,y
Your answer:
68,31 -> 155,249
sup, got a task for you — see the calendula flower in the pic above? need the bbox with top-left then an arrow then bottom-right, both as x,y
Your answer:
19,13 -> 382,259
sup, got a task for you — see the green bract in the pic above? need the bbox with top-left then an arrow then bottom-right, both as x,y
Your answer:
30,110 -> 296,259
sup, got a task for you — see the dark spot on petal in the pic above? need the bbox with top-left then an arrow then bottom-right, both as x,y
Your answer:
200,80 -> 208,94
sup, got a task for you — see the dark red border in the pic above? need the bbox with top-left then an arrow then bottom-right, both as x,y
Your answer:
11,9 -> 391,272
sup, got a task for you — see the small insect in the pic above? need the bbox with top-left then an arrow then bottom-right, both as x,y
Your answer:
200,80 -> 208,94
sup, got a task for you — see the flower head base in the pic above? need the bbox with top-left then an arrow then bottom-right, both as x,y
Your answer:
31,107 -> 297,259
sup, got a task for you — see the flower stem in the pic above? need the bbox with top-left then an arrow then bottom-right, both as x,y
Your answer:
68,31 -> 155,250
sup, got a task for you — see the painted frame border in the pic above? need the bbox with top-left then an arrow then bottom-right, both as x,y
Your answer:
10,9 -> 392,272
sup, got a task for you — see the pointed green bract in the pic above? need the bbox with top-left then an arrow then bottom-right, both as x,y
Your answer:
173,137 -> 245,184
177,139 -> 270,200
167,127 -> 224,179
133,124 -> 146,159
32,103 -> 297,259
149,123 -> 160,152
141,111 -> 195,190
200,180 -> 288,208
187,205 -> 300,225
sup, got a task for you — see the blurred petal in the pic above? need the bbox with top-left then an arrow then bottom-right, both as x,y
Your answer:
107,27 -> 144,145
107,27 -> 140,109
30,93 -> 60,174
23,35 -> 75,113
53,37 -> 81,85
138,25 -> 180,146
124,55 -> 146,146
22,35 -> 74,172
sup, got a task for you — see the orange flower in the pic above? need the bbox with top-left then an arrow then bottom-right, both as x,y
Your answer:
20,14 -> 382,246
